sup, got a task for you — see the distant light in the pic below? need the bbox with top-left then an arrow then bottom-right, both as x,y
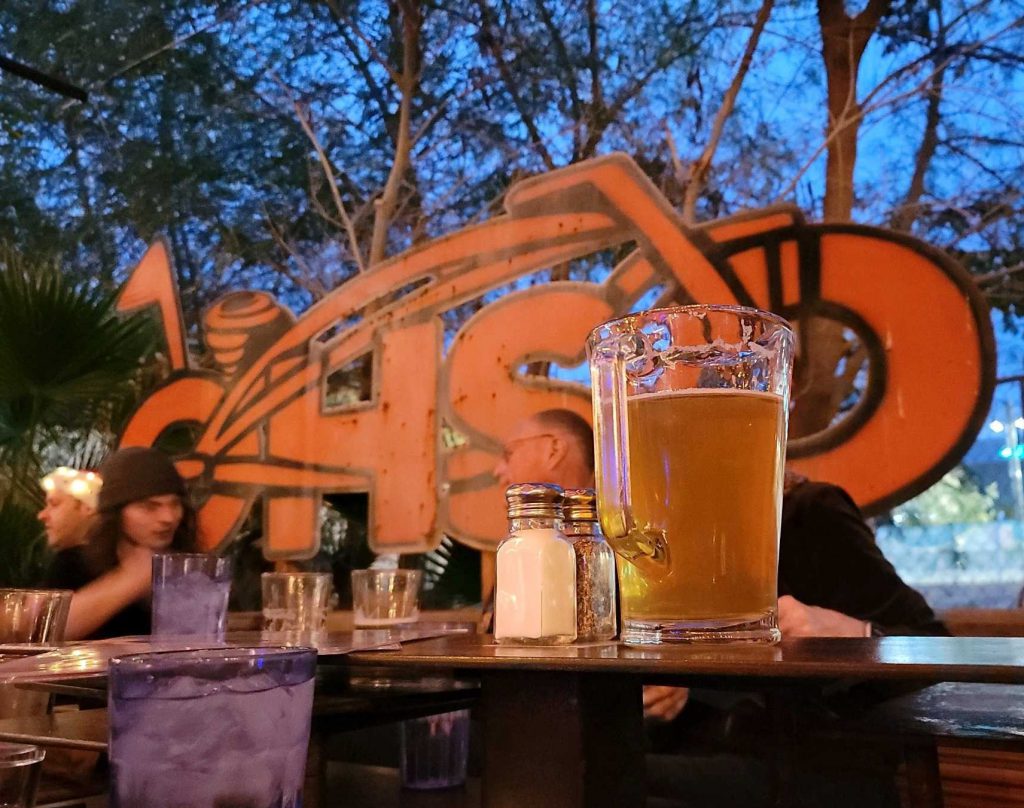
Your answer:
1000,447 -> 1013,459
1014,418 -> 1024,430
990,420 -> 1006,433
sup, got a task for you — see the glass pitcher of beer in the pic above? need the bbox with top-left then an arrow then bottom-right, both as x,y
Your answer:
587,305 -> 794,645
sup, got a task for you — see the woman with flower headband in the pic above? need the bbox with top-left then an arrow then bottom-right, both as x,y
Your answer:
47,447 -> 198,640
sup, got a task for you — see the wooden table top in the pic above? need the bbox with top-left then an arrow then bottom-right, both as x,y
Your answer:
345,634 -> 1024,684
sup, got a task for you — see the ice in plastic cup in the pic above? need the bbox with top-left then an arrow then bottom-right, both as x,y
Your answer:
151,553 -> 232,638
108,647 -> 316,808
350,569 -> 421,627
400,709 -> 470,790
0,743 -> 44,807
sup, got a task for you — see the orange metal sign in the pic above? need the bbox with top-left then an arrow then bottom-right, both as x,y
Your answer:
116,154 -> 995,558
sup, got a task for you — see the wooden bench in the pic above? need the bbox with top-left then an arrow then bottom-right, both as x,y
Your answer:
805,681 -> 1024,808
933,609 -> 1024,807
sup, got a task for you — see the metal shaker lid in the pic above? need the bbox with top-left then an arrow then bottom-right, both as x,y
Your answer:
562,488 -> 598,522
505,482 -> 564,520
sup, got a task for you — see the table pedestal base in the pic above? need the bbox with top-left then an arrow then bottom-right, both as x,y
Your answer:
481,671 -> 645,808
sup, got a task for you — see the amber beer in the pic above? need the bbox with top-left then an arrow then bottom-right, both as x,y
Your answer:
610,388 -> 786,632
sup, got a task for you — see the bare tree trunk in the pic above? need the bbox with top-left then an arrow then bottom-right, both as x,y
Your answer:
891,0 -> 945,232
817,0 -> 891,222
790,0 -> 890,439
680,0 -> 774,224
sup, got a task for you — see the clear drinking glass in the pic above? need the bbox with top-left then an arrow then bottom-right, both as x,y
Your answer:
0,744 -> 44,807
588,305 -> 794,645
350,570 -> 421,627
261,572 -> 333,637
108,647 -> 316,808
0,589 -> 72,720
151,553 -> 232,638
0,589 -> 71,645
400,709 -> 470,790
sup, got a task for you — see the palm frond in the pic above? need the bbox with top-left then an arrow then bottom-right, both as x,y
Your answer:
0,243 -> 156,457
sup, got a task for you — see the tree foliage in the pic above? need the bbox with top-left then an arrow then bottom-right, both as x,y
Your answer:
0,244 -> 155,473
3,0 -> 1018,310
0,243 -> 157,585
892,466 -> 999,527
2,0 -> 1023,547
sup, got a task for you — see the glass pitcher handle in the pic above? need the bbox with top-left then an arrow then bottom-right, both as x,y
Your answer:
592,345 -> 670,574
592,350 -> 631,541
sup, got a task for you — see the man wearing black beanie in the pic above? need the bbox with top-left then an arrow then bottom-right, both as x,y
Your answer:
49,447 -> 198,640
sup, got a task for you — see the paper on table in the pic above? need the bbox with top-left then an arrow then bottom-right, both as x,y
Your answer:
0,623 -> 470,684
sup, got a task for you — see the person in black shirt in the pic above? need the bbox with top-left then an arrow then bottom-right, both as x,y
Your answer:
777,474 -> 947,637
499,411 -> 944,805
47,447 -> 198,640
644,471 -> 948,720
643,473 -> 948,808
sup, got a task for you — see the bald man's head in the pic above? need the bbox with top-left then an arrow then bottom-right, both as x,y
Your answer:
494,408 -> 595,490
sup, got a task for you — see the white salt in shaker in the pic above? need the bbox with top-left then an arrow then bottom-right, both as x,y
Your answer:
494,483 -> 577,645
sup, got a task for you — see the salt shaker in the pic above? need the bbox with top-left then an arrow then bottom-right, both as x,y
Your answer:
562,488 -> 618,642
494,483 -> 577,645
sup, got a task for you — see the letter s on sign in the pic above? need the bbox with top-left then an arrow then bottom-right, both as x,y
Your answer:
441,282 -> 613,550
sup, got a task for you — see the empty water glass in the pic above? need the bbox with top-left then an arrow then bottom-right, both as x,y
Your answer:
351,569 -> 422,627
400,709 -> 470,790
151,554 -> 232,638
0,743 -> 44,807
0,589 -> 71,645
261,572 -> 333,637
0,589 -> 72,720
108,647 -> 316,808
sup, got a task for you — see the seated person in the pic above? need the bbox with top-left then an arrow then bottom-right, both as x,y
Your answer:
38,467 -> 101,551
497,411 -> 946,736
499,410 -> 946,806
48,447 -> 198,640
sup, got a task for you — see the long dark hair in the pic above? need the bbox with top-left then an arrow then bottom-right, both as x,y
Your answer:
83,497 -> 199,577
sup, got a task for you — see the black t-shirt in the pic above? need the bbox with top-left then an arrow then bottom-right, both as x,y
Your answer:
647,482 -> 947,757
778,481 -> 947,636
46,547 -> 151,640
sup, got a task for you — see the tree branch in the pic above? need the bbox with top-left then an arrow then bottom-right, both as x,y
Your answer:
264,211 -> 328,301
680,0 -> 774,224
289,94 -> 367,273
326,0 -> 403,85
777,11 -> 1021,206
582,0 -> 605,159
0,54 -> 87,102
369,0 -> 421,266
474,0 -> 557,170
977,262 -> 1024,285
531,0 -> 583,156
891,0 -> 949,232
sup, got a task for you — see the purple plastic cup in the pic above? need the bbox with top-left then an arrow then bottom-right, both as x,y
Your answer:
151,553 -> 232,638
108,647 -> 316,808
400,709 -> 470,790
